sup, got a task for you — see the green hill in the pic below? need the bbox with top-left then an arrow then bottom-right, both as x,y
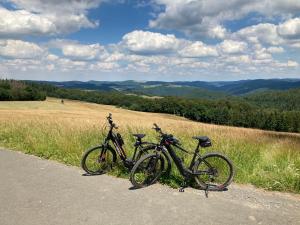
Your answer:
132,85 -> 229,99
244,88 -> 300,111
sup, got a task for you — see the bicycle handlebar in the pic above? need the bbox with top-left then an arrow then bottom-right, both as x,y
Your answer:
152,123 -> 181,146
152,123 -> 163,134
106,113 -> 118,129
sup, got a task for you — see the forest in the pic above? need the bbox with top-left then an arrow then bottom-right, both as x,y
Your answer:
0,80 -> 46,101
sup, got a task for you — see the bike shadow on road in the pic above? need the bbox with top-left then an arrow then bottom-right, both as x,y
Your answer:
82,172 -> 105,176
128,182 -> 229,194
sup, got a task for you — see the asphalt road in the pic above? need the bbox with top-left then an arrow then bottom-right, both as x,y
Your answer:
0,148 -> 300,225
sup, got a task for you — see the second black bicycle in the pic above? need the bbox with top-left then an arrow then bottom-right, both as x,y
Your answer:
130,124 -> 234,192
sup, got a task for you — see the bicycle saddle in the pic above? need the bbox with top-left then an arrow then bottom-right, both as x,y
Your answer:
133,134 -> 146,139
192,136 -> 209,142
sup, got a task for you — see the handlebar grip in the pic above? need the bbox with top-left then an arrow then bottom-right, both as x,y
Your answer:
107,113 -> 113,124
153,123 -> 160,130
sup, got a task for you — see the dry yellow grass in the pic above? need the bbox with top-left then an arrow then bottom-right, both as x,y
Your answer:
0,97 -> 299,192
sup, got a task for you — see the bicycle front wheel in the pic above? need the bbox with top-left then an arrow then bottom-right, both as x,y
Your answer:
130,153 -> 165,188
135,145 -> 172,175
81,146 -> 116,175
193,153 -> 234,191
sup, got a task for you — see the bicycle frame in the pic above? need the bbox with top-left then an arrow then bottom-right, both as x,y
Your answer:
160,137 -> 211,180
102,117 -> 156,167
103,127 -> 126,160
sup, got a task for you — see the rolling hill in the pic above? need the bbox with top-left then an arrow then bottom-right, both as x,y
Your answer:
31,79 -> 300,98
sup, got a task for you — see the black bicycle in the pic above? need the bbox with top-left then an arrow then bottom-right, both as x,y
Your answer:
130,124 -> 234,193
81,114 -> 171,175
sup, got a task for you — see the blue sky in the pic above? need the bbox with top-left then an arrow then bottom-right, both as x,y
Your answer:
0,0 -> 299,81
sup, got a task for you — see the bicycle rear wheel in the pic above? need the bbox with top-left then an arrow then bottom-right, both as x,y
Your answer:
130,153 -> 164,188
193,152 -> 234,191
81,146 -> 116,175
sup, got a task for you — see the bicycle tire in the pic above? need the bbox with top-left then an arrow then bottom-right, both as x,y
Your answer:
130,153 -> 165,188
193,152 -> 234,191
81,145 -> 117,175
136,145 -> 171,175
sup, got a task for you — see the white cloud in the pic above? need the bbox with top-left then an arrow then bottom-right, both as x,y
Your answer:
209,25 -> 228,39
54,58 -> 88,71
267,46 -> 284,53
149,0 -> 300,39
0,7 -> 56,37
90,62 -> 120,71
122,30 -> 181,54
234,23 -> 282,45
289,42 -> 300,48
104,52 -> 125,62
232,19 -> 300,50
62,43 -> 103,60
46,64 -> 55,71
47,54 -> 59,61
179,41 -> 218,57
218,40 -> 247,54
0,39 -> 7,46
254,48 -> 272,60
224,55 -> 251,64
0,0 -> 100,37
277,17 -> 300,39
8,0 -> 102,14
0,39 -> 45,59
287,60 -> 299,67
48,39 -> 105,60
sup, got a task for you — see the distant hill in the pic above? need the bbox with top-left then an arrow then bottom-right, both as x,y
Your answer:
32,79 -> 300,99
212,79 -> 300,95
131,85 -> 229,99
36,81 -> 115,91
244,88 -> 300,111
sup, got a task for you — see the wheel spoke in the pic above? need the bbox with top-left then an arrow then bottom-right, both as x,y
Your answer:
194,154 -> 233,190
82,147 -> 114,175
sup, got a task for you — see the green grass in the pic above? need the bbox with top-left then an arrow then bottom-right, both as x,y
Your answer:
0,98 -> 299,193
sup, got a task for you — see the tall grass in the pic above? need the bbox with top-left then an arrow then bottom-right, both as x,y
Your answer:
0,98 -> 299,193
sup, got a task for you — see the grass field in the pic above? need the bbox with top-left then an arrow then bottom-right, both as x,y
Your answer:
0,98 -> 299,193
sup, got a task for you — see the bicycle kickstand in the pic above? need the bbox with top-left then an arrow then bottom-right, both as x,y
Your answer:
179,180 -> 188,192
205,186 -> 209,198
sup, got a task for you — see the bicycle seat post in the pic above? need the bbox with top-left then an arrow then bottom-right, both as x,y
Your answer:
189,140 -> 201,171
134,137 -> 142,147
195,141 -> 201,153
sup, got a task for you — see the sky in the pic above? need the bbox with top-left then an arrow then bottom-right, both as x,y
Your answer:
0,0 -> 300,81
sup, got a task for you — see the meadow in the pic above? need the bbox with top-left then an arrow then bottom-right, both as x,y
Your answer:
0,98 -> 299,193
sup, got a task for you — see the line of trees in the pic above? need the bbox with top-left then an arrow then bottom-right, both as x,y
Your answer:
0,80 -> 46,101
